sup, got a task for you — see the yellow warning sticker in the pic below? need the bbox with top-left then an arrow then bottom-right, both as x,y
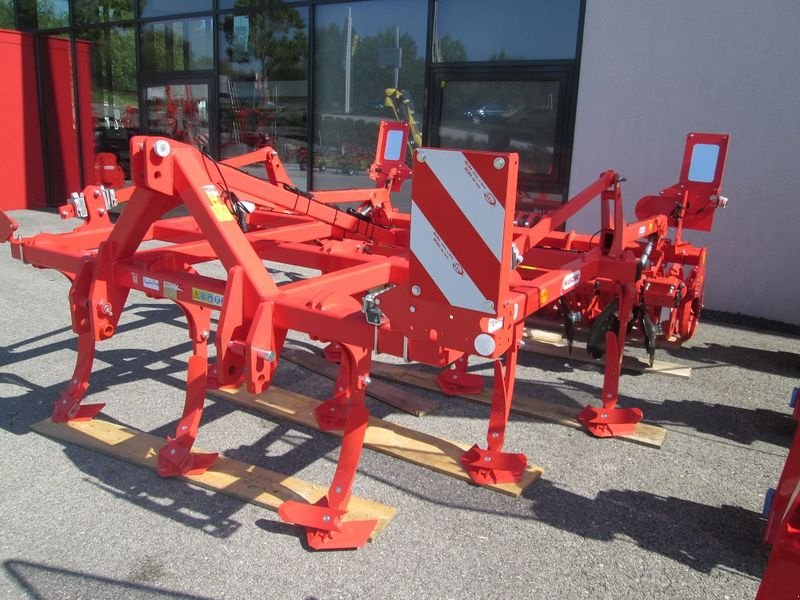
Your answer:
203,184 -> 234,223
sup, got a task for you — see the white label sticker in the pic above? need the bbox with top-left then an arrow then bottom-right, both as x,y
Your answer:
486,317 -> 504,333
561,270 -> 581,292
163,281 -> 181,300
143,276 -> 160,292
638,225 -> 646,236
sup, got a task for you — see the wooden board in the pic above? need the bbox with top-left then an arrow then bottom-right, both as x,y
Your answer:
32,418 -> 395,537
522,329 -> 692,378
281,347 -> 438,417
208,385 -> 542,497
367,361 -> 667,449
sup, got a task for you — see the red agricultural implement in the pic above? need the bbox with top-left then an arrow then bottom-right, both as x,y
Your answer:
758,387 -> 800,600
0,122 -> 728,549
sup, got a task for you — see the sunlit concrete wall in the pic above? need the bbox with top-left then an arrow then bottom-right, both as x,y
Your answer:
569,0 -> 800,324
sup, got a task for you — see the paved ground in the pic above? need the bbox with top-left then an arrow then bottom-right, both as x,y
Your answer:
1,209 -> 797,600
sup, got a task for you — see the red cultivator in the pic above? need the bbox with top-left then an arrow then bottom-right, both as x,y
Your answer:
0,122 -> 728,549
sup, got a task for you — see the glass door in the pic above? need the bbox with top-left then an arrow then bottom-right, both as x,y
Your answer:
141,77 -> 215,155
427,66 -> 574,209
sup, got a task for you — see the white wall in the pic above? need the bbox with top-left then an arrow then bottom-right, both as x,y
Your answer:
569,0 -> 800,324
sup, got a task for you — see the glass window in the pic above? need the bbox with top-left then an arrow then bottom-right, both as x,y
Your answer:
145,83 -> 210,153
18,0 -> 69,30
313,0 -> 426,202
138,0 -> 212,20
141,17 -> 213,72
433,0 -> 581,62
78,27 -> 139,181
219,7 -> 309,186
437,79 -> 561,179
0,0 -> 14,29
73,1 -> 134,26
219,0 -> 304,9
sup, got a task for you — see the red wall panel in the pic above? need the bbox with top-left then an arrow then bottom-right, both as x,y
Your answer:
0,29 -> 46,210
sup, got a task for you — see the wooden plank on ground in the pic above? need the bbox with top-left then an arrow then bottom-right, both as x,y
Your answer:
281,347 -> 438,417
32,418 -> 395,537
522,329 -> 692,378
208,385 -> 542,497
367,361 -> 667,449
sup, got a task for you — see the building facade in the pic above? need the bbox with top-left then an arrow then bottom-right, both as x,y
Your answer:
1,0 -> 798,324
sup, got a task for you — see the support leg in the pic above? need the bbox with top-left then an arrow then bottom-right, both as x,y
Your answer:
461,326 -> 527,485
314,345 -> 369,431
435,354 -> 484,396
279,343 -> 376,550
157,302 -> 218,477
578,285 -> 643,437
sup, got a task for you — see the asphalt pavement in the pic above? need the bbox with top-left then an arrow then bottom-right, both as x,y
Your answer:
1,209 -> 797,600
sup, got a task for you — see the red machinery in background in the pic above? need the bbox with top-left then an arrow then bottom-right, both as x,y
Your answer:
0,122 -> 729,549
530,134 -> 729,372
758,387 -> 800,600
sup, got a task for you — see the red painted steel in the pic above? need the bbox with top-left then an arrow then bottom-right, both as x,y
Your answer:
0,30 -> 46,210
0,124 -> 728,549
758,418 -> 800,599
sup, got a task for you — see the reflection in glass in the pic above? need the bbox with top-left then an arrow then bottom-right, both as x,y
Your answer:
138,0 -> 212,19
19,0 -> 70,29
73,0 -> 134,26
218,8 -> 308,187
141,17 -> 213,72
80,27 -> 139,179
145,84 -> 210,152
438,80 -> 560,178
0,0 -> 14,28
433,0 -> 580,62
314,0 -> 426,205
688,144 -> 719,183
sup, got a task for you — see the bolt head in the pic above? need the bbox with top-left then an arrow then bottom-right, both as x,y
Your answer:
153,139 -> 172,158
492,432 -> 499,438
416,150 -> 426,163
322,515 -> 331,522
411,285 -> 421,296
493,157 -> 506,170
484,456 -> 492,462
409,305 -> 416,313
170,448 -> 176,455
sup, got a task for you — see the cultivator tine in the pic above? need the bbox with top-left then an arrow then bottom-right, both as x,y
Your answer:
157,354 -> 218,477
461,327 -> 528,485
577,331 -> 643,437
51,332 -> 105,422
279,405 -> 376,550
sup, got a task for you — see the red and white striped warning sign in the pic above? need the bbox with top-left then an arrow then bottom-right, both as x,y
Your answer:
410,149 -> 516,315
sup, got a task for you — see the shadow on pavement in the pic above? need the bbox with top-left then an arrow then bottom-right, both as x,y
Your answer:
664,342 -> 799,378
562,379 -> 795,447
524,480 -> 769,578
4,559 -> 214,599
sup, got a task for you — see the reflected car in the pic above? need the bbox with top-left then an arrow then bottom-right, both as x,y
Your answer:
462,103 -> 513,124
